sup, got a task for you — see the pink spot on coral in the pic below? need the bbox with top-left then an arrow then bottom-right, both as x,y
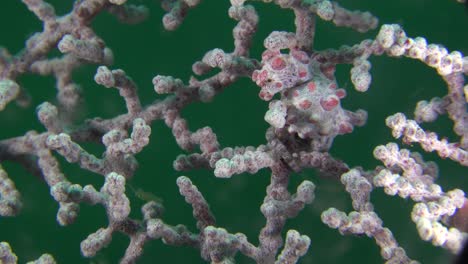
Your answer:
307,82 -> 316,92
259,90 -> 273,101
271,57 -> 286,70
328,83 -> 337,90
272,82 -> 283,92
320,95 -> 339,111
299,99 -> 312,109
291,50 -> 310,64
335,89 -> 346,99
293,90 -> 299,97
299,70 -> 307,78
262,50 -> 280,61
255,70 -> 268,86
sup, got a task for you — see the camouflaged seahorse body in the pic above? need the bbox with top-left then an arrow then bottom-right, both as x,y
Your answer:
252,45 -> 366,149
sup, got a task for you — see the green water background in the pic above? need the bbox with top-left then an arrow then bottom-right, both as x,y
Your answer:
0,0 -> 467,263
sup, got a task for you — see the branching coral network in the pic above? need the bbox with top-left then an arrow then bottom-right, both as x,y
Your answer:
0,0 -> 467,263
